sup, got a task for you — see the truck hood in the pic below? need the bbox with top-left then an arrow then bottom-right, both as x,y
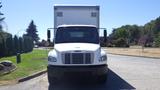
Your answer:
54,43 -> 100,52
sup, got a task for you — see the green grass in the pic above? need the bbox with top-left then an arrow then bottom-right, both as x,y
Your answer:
0,49 -> 49,81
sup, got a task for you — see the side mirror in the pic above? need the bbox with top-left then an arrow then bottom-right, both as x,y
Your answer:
47,30 -> 51,43
103,30 -> 107,46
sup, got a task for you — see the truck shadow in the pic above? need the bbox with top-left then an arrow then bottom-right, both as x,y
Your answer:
48,69 -> 135,90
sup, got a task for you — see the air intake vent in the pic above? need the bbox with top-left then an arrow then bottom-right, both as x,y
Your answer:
62,53 -> 94,64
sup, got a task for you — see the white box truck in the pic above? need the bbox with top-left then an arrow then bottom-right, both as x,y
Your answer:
47,5 -> 108,84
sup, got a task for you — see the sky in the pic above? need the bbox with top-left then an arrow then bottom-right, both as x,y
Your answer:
1,0 -> 160,40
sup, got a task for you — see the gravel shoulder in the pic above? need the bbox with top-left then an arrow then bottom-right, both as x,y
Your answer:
105,47 -> 160,58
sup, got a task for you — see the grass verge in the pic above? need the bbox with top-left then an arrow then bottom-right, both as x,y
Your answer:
0,49 -> 49,82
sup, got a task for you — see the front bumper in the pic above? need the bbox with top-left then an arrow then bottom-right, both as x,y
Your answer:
47,64 -> 108,79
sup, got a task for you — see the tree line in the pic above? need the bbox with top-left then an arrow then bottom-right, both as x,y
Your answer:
0,2 -> 38,57
107,16 -> 160,47
0,20 -> 38,57
0,32 -> 34,57
0,9 -> 37,57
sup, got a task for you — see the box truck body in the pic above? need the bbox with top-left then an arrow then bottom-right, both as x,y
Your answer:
47,5 -> 108,84
54,5 -> 99,28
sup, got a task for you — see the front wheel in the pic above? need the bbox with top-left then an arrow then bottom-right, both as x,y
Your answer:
48,74 -> 59,85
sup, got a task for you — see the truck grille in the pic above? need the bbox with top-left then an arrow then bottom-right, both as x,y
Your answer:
62,53 -> 93,64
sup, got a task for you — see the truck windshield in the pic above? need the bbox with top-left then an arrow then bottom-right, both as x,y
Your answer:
55,27 -> 99,44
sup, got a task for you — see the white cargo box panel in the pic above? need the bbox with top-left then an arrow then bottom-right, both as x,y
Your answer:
54,5 -> 100,28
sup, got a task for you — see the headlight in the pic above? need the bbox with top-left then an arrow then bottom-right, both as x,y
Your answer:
99,55 -> 107,62
48,56 -> 57,62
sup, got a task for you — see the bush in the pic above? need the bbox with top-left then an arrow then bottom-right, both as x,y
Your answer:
114,38 -> 129,47
154,36 -> 160,47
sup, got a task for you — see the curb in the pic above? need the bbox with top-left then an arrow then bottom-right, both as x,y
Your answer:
108,53 -> 160,59
18,69 -> 47,82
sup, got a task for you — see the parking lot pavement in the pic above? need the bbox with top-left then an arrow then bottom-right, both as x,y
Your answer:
107,54 -> 160,90
0,54 -> 160,90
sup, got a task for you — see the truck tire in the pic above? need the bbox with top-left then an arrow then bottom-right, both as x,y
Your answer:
48,75 -> 58,85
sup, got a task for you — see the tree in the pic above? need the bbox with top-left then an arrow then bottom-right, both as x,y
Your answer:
5,34 -> 13,55
114,38 -> 128,47
25,20 -> 39,43
13,35 -> 20,53
108,25 -> 142,47
23,35 -> 34,52
19,37 -> 24,53
153,17 -> 160,36
128,25 -> 142,45
154,33 -> 160,47
108,16 -> 160,47
0,2 -> 5,32
0,33 -> 5,57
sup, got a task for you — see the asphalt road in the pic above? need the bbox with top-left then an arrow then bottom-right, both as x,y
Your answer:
0,54 -> 160,90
